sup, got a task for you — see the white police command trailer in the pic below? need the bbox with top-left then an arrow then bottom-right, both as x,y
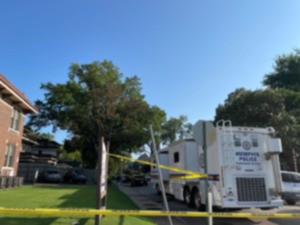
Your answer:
151,120 -> 283,210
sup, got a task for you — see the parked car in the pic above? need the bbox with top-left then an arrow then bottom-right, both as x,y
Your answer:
37,170 -> 61,183
280,170 -> 300,205
144,174 -> 151,182
128,174 -> 148,187
63,169 -> 87,184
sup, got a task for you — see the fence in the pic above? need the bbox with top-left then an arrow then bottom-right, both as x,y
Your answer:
17,163 -> 97,184
0,176 -> 23,189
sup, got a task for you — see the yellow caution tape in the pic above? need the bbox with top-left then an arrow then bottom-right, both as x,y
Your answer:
109,153 -> 207,179
0,208 -> 300,219
169,174 -> 203,180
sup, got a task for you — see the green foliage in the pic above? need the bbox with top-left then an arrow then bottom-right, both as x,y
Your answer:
161,115 -> 192,145
60,149 -> 82,162
24,125 -> 54,141
28,60 -> 165,167
261,48 -> 300,169
216,48 -> 300,170
263,49 -> 300,91
214,88 -> 285,127
143,106 -> 167,150
215,88 -> 300,170
63,136 -> 97,168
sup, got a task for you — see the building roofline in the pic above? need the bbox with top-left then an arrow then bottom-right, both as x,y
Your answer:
22,136 -> 39,145
0,73 -> 38,114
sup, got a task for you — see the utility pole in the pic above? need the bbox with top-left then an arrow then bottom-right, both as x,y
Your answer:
150,125 -> 173,225
95,137 -> 108,225
292,148 -> 298,172
95,137 -> 103,225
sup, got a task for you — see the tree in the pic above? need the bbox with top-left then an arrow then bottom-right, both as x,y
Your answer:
143,106 -> 166,150
60,149 -> 82,163
29,60 -> 161,168
215,49 -> 300,171
214,88 -> 285,127
161,115 -> 192,145
214,88 -> 300,170
24,124 -> 54,141
263,49 -> 300,91
262,49 -> 300,124
262,48 -> 300,171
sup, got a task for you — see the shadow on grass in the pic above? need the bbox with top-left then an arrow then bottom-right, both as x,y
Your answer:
53,183 -> 152,225
0,216 -> 92,225
34,184 -> 96,208
118,215 -> 124,225
0,217 -> 57,225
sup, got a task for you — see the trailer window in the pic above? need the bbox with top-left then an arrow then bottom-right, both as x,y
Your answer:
251,135 -> 258,147
234,134 -> 241,147
174,152 -> 179,163
281,173 -> 293,182
293,174 -> 300,183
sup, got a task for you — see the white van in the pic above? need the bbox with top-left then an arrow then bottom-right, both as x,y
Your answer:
281,171 -> 300,205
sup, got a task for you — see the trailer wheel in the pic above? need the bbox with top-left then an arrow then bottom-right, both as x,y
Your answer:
286,199 -> 296,205
183,187 -> 193,207
130,181 -> 135,187
156,184 -> 161,195
192,188 -> 205,211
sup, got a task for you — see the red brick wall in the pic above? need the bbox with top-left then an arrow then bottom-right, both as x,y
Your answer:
0,97 -> 25,176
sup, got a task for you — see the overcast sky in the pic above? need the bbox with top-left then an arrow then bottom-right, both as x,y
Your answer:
1,0 -> 300,143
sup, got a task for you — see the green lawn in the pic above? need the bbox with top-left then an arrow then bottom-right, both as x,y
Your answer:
0,184 -> 155,225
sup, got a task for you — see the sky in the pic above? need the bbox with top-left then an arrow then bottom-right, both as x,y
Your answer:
1,0 -> 300,144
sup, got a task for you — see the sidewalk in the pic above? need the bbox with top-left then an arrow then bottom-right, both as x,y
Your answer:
117,183 -> 187,225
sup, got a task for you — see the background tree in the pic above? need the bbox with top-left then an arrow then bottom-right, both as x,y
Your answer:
24,124 -> 54,141
59,149 -> 82,164
142,106 -> 167,152
262,49 -> 300,124
29,60 -> 162,168
214,88 -> 285,127
161,115 -> 192,145
214,88 -> 300,170
263,49 -> 300,91
262,48 -> 300,170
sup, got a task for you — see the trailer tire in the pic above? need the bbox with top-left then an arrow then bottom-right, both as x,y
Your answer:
192,188 -> 205,211
156,184 -> 161,195
286,199 -> 296,205
130,181 -> 135,187
183,187 -> 194,207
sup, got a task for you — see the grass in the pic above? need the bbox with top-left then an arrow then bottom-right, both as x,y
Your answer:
0,184 -> 155,225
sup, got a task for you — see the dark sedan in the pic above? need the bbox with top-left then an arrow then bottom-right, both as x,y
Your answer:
63,169 -> 87,184
128,174 -> 148,186
37,170 -> 61,183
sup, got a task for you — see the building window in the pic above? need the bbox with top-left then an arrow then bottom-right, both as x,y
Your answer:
10,108 -> 21,131
174,152 -> 179,163
4,144 -> 16,167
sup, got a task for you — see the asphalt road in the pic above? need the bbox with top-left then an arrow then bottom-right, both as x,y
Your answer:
126,183 -> 300,225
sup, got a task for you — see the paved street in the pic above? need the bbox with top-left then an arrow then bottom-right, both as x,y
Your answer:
118,183 -> 300,225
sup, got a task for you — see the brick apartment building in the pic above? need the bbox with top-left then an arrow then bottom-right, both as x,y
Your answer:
0,73 -> 37,176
